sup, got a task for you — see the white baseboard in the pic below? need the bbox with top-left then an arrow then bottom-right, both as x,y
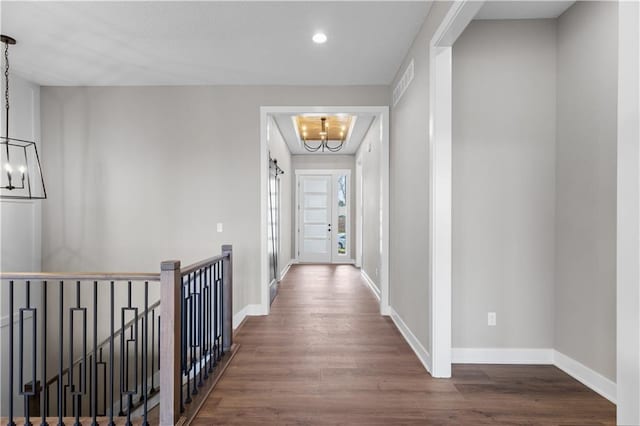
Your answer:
451,347 -> 617,404
553,350 -> 616,404
389,307 -> 431,373
452,347 -> 554,364
279,260 -> 293,280
232,303 -> 264,330
360,269 -> 381,301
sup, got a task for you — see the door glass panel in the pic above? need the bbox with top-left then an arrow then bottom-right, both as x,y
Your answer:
304,224 -> 326,238
304,209 -> 327,223
304,239 -> 328,253
337,175 -> 347,255
304,178 -> 328,193
304,194 -> 327,208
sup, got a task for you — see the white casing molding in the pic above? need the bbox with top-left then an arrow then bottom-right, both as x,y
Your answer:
360,269 -> 381,301
390,307 -> 432,373
280,260 -> 293,280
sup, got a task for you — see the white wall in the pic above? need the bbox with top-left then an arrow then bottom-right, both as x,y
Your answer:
0,74 -> 42,416
555,1 -> 618,382
451,19 -> 557,349
389,1 -> 453,355
40,86 -> 388,317
267,115 -> 292,276
356,116 -> 381,289
290,154 -> 356,261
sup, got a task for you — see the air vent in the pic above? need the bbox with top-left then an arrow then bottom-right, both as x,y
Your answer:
392,59 -> 414,107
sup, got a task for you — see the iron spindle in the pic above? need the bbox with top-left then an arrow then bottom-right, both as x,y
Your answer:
91,281 -> 98,426
58,281 -> 64,426
41,281 -> 48,426
143,281 -> 149,426
110,281 -> 116,426
9,280 -> 15,426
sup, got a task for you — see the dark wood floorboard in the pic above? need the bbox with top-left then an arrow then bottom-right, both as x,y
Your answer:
193,264 -> 615,425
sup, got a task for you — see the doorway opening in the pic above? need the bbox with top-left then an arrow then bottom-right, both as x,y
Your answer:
259,106 -> 390,316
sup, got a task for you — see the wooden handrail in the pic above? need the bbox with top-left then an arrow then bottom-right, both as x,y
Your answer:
0,272 -> 161,281
180,254 -> 227,276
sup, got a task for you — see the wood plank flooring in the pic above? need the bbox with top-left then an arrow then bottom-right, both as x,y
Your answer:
192,264 -> 615,425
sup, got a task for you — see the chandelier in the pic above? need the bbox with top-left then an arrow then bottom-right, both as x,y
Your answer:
301,116 -> 347,153
1,35 -> 47,199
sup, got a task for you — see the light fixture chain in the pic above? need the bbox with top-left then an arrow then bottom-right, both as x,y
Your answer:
4,41 -> 8,116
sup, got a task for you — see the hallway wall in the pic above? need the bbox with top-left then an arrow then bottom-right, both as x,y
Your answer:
451,19 -> 557,349
40,85 -> 388,318
267,115 -> 292,277
388,0 -> 453,358
555,1 -> 618,382
356,115 -> 382,291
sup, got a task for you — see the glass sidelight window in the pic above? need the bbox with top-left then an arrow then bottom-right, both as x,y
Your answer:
337,175 -> 347,255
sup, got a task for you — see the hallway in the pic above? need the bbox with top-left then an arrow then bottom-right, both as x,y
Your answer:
192,264 -> 614,425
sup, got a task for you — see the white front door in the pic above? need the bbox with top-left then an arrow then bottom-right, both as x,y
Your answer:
299,175 -> 332,262
297,171 -> 351,263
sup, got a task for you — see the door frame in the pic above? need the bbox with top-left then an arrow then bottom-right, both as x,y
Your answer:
295,169 -> 352,264
260,106 -> 390,316
428,1 -> 484,378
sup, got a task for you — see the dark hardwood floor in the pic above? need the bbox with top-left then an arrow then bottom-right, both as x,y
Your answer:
193,264 -> 615,425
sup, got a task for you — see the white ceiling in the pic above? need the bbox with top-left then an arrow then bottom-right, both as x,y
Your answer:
475,1 -> 575,20
1,1 -> 432,86
273,112 -> 375,155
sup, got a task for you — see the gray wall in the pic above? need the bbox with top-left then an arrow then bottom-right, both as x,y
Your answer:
267,116 -> 293,276
452,20 -> 557,348
356,116 -> 381,289
389,1 -> 453,354
40,86 -> 388,317
555,1 -> 618,381
291,154 -> 356,261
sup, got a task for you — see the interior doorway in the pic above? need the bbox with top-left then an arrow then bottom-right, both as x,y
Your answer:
296,170 -> 351,263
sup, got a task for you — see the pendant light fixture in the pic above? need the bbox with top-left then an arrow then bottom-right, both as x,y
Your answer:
302,116 -> 347,153
1,35 -> 46,199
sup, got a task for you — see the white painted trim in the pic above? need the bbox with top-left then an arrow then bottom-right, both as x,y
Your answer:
261,106 -> 390,318
452,348 -> 554,364
279,260 -> 293,280
554,350 -> 617,404
428,0 -> 484,379
294,169 -> 352,176
232,304 -> 264,330
360,269 -> 380,301
617,1 -> 640,423
390,307 -> 431,373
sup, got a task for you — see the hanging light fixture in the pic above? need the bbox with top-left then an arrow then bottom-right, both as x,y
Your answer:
1,35 -> 46,199
302,116 -> 347,153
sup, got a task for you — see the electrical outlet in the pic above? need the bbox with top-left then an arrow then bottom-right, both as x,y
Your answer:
217,223 -> 223,233
488,312 -> 497,326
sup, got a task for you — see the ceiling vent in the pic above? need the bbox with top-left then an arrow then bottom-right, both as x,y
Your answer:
392,59 -> 414,107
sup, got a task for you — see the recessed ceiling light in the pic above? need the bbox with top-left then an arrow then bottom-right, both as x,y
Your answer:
312,33 -> 327,44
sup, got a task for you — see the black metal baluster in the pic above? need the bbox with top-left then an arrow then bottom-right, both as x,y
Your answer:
191,272 -> 198,396
213,264 -> 219,364
96,348 -> 107,417
19,280 -> 35,426
109,281 -> 115,426
69,281 -> 86,426
183,275 -> 191,406
41,280 -> 48,426
150,308 -> 156,393
120,281 -> 137,426
220,261 -> 225,358
142,281 -> 149,426
57,281 -> 64,426
91,281 -> 98,426
203,266 -> 210,379
9,280 -> 15,426
198,269 -> 204,388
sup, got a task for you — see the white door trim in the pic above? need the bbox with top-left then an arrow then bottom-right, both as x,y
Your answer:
260,106 -> 390,316
428,0 -> 484,378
